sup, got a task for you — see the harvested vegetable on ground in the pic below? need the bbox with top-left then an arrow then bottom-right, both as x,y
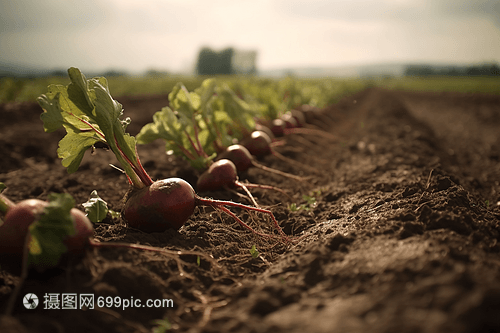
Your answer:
37,68 -> 289,239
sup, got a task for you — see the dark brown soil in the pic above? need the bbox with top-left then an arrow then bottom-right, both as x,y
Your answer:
1,87 -> 499,333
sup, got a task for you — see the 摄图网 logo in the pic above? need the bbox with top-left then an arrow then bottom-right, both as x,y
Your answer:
23,293 -> 39,309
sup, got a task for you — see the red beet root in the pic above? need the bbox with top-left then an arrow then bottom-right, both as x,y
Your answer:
280,113 -> 299,129
217,145 -> 255,172
217,144 -> 304,182
241,130 -> 273,157
255,123 -> 275,140
0,199 -> 94,256
124,176 -> 289,239
123,178 -> 197,232
270,118 -> 287,137
197,159 -> 239,193
286,110 -> 306,128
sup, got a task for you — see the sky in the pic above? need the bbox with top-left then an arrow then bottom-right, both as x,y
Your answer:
1,0 -> 499,74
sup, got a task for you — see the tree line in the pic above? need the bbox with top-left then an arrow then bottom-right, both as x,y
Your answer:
404,63 -> 500,76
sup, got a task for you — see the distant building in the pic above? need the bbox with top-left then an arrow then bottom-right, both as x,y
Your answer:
196,47 -> 258,75
231,50 -> 257,75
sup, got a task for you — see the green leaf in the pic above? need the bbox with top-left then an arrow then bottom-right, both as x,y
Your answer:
39,80 -> 102,173
57,128 -> 100,174
152,317 -> 172,333
28,193 -> 77,269
136,106 -> 215,169
67,68 -> 94,116
38,89 -> 65,133
109,209 -> 121,219
216,84 -> 256,136
189,154 -> 217,170
135,122 -> 162,144
195,78 -> 217,107
169,82 -> 200,118
38,67 -> 148,188
28,235 -> 42,256
249,245 -> 259,259
0,182 -> 5,193
39,82 -> 99,133
82,190 -> 108,223
137,107 -> 185,144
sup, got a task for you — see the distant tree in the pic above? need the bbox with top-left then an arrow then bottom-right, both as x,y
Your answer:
103,70 -> 128,77
145,69 -> 169,77
404,65 -> 434,76
404,63 -> 500,77
50,69 -> 67,77
466,66 -> 482,76
489,63 -> 500,75
479,63 -> 500,76
444,67 -> 463,76
464,63 -> 500,76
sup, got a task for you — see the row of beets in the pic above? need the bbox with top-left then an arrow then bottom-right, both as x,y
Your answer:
0,69 -> 330,274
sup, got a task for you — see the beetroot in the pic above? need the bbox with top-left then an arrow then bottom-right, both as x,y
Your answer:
197,159 -> 239,193
255,123 -> 275,140
241,130 -> 273,157
0,199 -> 94,256
217,145 -> 255,172
280,113 -> 299,129
217,144 -> 304,182
196,158 -> 294,206
124,177 -> 289,239
240,130 -> 316,177
123,178 -> 197,232
286,110 -> 306,128
269,119 -> 287,137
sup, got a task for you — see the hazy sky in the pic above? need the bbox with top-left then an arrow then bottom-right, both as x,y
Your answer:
1,0 -> 499,73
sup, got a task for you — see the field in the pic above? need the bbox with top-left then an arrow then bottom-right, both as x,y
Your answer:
1,74 -> 500,332
2,74 -> 500,105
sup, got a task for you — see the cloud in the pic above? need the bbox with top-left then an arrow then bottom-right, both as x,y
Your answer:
0,0 -> 498,72
277,0 -> 500,25
433,0 -> 500,27
277,0 -> 427,23
102,0 -> 203,35
0,0 -> 111,33
433,0 -> 500,17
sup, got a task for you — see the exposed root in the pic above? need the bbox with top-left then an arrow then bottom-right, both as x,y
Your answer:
253,160 -> 308,181
284,127 -> 338,141
196,195 -> 291,242
88,239 -> 223,279
239,181 -> 293,201
271,150 -> 319,175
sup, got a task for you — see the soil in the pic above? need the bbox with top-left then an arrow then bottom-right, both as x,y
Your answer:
1,87 -> 499,333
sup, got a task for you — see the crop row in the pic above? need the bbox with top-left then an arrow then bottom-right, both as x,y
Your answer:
0,67 -> 343,292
